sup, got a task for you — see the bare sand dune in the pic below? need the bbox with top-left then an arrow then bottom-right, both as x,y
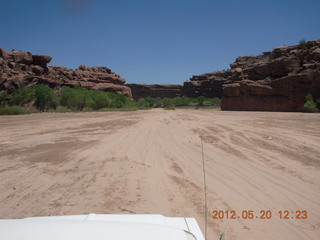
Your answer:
0,109 -> 319,239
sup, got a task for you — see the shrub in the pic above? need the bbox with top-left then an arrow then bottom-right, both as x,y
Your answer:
122,97 -> 137,109
298,39 -> 308,50
172,96 -> 193,106
34,84 -> 58,111
164,106 -> 175,110
107,92 -> 127,108
171,96 -> 184,106
9,86 -> 35,106
212,97 -> 221,107
0,105 -> 30,115
304,94 -> 318,112
188,101 -> 199,106
0,92 -> 8,105
93,93 -> 110,109
60,86 -> 78,109
100,106 -> 138,112
54,105 -> 72,113
60,86 -> 133,110
60,86 -> 95,110
162,98 -> 174,108
134,96 -> 221,109
137,98 -> 150,109
299,39 -> 306,45
144,97 -> 162,108
4,85 -> 136,112
197,96 -> 206,106
202,100 -> 214,106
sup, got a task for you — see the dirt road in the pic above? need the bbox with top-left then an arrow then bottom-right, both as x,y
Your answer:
0,109 -> 319,239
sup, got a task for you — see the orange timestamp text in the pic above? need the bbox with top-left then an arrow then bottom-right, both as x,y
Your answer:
212,210 -> 308,220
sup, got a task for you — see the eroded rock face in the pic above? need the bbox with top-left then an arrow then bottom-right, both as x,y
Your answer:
221,40 -> 320,111
182,70 -> 231,98
127,84 -> 182,100
0,48 -> 132,97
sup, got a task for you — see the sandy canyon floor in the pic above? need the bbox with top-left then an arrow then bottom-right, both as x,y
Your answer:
0,109 -> 319,240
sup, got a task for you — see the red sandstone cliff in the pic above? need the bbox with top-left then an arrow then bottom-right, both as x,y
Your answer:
127,84 -> 182,100
221,40 -> 320,111
182,70 -> 231,98
0,48 -> 132,97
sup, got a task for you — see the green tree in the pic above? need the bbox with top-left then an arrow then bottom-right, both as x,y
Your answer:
304,94 -> 318,112
212,97 -> 221,107
107,92 -> 126,108
172,97 -> 184,106
180,96 -> 192,106
148,97 -> 162,107
137,98 -> 150,109
9,86 -> 35,106
197,96 -> 207,106
60,86 -> 132,110
0,92 -> 8,105
34,85 -> 58,111
162,98 -> 174,108
60,86 -> 92,110
172,96 -> 193,106
93,93 -> 110,109
144,97 -> 161,107
0,105 -> 30,115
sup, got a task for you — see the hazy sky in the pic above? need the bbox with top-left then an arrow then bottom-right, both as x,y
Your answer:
1,0 -> 319,84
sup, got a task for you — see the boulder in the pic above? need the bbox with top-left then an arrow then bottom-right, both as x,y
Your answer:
32,55 -> 52,67
2,74 -> 31,93
0,48 -> 10,58
3,50 -> 34,65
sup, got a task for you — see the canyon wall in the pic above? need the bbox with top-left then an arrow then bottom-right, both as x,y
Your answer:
0,48 -> 132,97
2,40 -> 320,112
221,40 -> 320,111
127,84 -> 182,100
182,70 -> 231,98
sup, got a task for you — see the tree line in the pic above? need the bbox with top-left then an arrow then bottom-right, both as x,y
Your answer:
0,84 -> 222,114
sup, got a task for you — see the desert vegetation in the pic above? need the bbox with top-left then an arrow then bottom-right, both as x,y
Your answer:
1,84 -> 319,115
0,85 -> 221,115
136,96 -> 221,110
304,94 -> 320,112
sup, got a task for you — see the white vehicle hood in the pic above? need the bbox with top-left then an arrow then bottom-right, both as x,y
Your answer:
0,214 -> 205,240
